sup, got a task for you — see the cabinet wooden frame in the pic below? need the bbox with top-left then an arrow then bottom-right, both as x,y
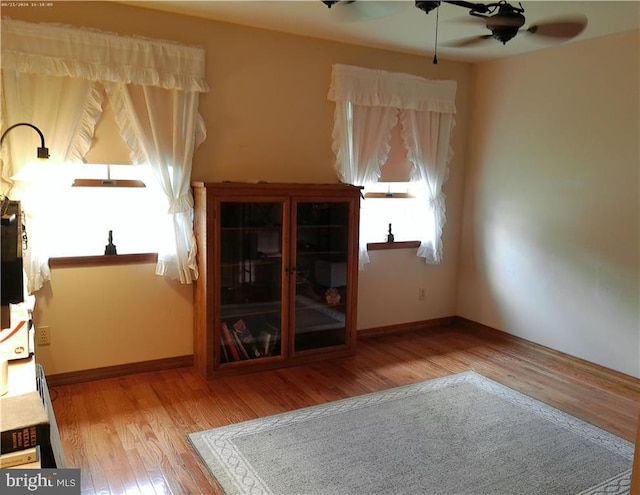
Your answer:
192,182 -> 361,378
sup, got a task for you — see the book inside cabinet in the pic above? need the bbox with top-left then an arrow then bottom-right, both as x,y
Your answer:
193,182 -> 361,377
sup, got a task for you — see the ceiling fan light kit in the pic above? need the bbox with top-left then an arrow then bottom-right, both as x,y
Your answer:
323,0 -> 587,50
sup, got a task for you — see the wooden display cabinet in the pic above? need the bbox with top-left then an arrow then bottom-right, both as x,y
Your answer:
192,182 -> 361,378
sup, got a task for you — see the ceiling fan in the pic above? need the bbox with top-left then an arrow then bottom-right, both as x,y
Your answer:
323,1 -> 587,47
422,1 -> 588,47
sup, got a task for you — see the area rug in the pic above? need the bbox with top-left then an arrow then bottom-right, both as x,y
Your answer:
188,371 -> 634,495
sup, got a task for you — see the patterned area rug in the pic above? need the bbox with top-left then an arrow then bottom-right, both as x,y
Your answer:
189,371 -> 634,495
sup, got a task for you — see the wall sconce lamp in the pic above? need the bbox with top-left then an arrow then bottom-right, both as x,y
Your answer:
1,124 -> 144,188
0,122 -> 50,160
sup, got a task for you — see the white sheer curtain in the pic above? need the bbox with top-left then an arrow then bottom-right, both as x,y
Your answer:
401,109 -> 455,263
1,18 -> 209,287
331,100 -> 397,268
1,71 -> 103,291
328,64 -> 456,268
106,83 -> 207,283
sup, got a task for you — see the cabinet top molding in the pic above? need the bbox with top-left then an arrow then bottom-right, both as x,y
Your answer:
192,181 -> 362,192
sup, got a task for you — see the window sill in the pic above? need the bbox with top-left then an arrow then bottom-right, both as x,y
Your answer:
49,253 -> 158,268
367,241 -> 420,251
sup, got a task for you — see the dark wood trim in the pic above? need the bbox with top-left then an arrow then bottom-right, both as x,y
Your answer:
45,355 -> 193,387
454,316 -> 640,386
208,349 -> 356,379
44,315 -> 640,392
367,240 -> 421,251
358,316 -> 456,338
49,253 -> 158,268
453,316 -> 504,333
191,182 -> 363,199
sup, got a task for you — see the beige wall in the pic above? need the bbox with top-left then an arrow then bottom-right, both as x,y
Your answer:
33,263 -> 194,371
457,30 -> 640,378
3,2 -> 470,374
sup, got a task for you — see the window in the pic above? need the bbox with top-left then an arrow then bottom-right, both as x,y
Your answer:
3,17 -> 208,290
17,93 -> 170,259
328,64 -> 457,267
38,165 -> 170,258
362,121 -> 422,244
363,182 -> 430,244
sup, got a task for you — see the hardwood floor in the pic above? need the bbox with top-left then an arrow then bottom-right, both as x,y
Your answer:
49,323 -> 640,495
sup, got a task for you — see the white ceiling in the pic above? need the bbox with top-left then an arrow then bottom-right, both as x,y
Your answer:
119,1 -> 640,62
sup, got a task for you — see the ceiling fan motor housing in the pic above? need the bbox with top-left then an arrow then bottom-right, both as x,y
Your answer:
415,1 -> 441,15
486,4 -> 526,44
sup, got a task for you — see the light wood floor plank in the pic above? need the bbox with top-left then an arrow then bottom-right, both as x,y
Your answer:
49,324 -> 640,495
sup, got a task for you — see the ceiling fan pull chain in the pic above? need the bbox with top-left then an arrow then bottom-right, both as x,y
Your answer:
432,4 -> 439,64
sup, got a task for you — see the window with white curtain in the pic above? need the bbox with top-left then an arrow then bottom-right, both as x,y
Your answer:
1,18 -> 209,291
327,64 -> 457,269
362,119 -> 422,244
15,91 -> 170,258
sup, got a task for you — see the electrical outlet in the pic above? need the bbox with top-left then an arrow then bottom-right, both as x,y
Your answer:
37,326 -> 50,346
418,288 -> 426,301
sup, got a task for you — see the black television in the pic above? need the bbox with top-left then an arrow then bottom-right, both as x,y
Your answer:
1,200 -> 24,306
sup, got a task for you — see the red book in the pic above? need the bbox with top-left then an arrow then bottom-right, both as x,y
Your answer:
221,322 -> 241,362
233,320 -> 261,358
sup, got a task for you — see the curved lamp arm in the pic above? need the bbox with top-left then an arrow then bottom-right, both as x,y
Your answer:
0,122 -> 50,159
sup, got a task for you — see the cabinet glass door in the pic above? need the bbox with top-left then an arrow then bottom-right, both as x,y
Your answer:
218,201 -> 283,364
293,201 -> 350,353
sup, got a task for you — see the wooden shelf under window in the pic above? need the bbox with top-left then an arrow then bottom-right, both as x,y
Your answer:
49,253 -> 157,268
363,192 -> 414,199
367,241 -> 420,251
72,178 -> 146,188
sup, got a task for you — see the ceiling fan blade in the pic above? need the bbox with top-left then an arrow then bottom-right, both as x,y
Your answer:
526,15 -> 588,40
329,0 -> 407,23
443,34 -> 493,48
445,14 -> 487,25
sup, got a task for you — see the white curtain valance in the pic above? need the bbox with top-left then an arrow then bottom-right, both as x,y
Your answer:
328,64 -> 456,114
1,18 -> 209,287
1,18 -> 209,92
